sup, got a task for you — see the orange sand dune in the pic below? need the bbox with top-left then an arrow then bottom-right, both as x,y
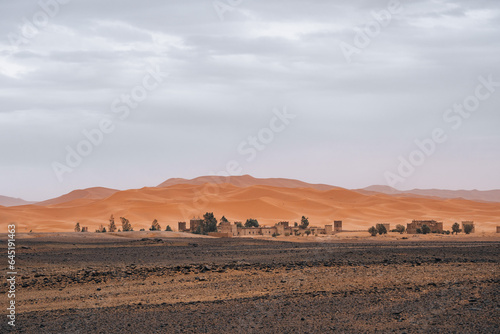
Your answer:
1,182 -> 499,233
158,175 -> 336,191
36,187 -> 119,206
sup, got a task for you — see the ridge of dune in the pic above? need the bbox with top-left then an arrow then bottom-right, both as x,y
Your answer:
157,175 -> 336,191
36,187 -> 120,206
0,195 -> 36,207
359,185 -> 500,203
2,182 -> 500,233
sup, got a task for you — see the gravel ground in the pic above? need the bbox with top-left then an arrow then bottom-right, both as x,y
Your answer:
1,235 -> 498,333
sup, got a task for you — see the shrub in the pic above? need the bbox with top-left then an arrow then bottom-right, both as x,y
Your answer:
376,224 -> 387,235
452,222 -> 461,235
416,228 -> 422,234
74,222 -> 81,232
166,225 -> 172,231
368,226 -> 377,236
150,219 -> 161,231
272,232 -> 279,238
395,224 -> 406,234
95,224 -> 106,233
284,233 -> 290,237
140,228 -> 145,231
463,224 -> 474,234
421,225 -> 431,234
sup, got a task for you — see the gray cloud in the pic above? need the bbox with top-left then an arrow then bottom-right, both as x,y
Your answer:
0,0 -> 499,200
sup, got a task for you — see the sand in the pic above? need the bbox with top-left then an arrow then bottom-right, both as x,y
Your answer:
1,178 -> 499,233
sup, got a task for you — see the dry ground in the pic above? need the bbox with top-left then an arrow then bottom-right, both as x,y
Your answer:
0,232 -> 499,333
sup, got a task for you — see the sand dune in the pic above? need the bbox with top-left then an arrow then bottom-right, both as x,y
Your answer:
36,187 -> 119,206
157,175 -> 336,191
1,180 -> 499,233
360,185 -> 500,203
0,195 -> 35,207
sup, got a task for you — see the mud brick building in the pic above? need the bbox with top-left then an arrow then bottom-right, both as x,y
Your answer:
407,220 -> 443,234
178,222 -> 187,232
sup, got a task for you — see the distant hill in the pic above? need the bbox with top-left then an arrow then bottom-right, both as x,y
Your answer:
158,175 -> 337,191
359,185 -> 500,203
36,187 -> 119,206
2,182 -> 499,233
0,195 -> 35,207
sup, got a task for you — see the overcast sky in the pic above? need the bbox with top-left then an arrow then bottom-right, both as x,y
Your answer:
1,0 -> 499,201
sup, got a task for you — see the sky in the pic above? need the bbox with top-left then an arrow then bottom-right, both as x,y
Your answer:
1,0 -> 499,201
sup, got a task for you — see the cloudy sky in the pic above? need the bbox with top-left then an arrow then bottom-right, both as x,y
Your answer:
1,0 -> 499,201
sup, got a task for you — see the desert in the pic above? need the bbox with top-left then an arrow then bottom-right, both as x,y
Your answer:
0,232 -> 498,333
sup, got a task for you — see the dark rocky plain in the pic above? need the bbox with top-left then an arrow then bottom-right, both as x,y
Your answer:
1,234 -> 498,333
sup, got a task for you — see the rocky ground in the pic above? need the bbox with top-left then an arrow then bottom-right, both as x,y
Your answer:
1,234 -> 499,333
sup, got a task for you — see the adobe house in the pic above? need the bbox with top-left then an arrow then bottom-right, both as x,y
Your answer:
334,221 -> 342,233
219,221 -> 238,236
461,221 -> 475,233
190,219 -> 204,232
178,222 -> 187,232
407,220 -> 443,234
325,225 -> 333,235
497,226 -> 500,233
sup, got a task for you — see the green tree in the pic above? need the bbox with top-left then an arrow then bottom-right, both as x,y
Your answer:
376,224 -> 387,235
300,216 -> 310,229
74,222 -> 81,232
108,215 -> 117,232
305,230 -> 311,236
220,216 -> 229,224
395,224 -> 406,234
150,219 -> 161,231
120,217 -> 133,232
421,224 -> 431,234
294,222 -> 298,227
245,218 -> 259,228
166,225 -> 172,231
452,222 -> 461,235
235,221 -> 243,228
368,226 -> 377,236
203,212 -> 218,233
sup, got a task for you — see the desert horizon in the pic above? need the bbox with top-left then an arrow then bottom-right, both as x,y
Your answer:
2,175 -> 500,233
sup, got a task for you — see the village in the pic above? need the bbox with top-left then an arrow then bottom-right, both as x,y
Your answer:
177,218 -> 481,238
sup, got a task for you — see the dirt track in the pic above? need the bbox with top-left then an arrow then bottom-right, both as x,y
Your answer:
1,234 -> 499,333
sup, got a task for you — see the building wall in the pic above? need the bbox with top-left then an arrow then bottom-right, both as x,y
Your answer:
334,221 -> 342,232
407,220 -> 444,234
325,225 -> 333,235
178,222 -> 187,232
190,219 -> 203,232
208,232 -> 233,238
497,226 -> 500,233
